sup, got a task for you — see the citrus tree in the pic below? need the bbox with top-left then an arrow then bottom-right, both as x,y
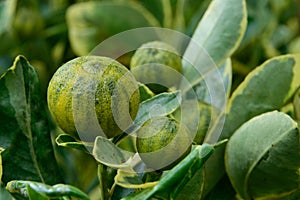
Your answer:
0,0 -> 299,200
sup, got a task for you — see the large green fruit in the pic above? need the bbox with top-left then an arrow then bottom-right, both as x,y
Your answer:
136,116 -> 192,170
47,56 -> 140,139
130,41 -> 182,93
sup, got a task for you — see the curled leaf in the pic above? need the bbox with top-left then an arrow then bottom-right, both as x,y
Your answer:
6,180 -> 89,200
115,169 -> 158,189
93,136 -> 138,169
55,134 -> 93,153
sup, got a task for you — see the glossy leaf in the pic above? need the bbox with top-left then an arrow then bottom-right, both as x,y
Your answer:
66,1 -> 160,55
0,56 -> 62,185
182,0 -> 246,114
225,111 -> 300,199
55,134 -> 92,153
183,0 -> 247,78
128,91 -> 181,133
0,0 -> 16,35
6,180 -> 89,200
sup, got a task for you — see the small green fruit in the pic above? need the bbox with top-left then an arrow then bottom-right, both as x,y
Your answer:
136,116 -> 192,170
130,41 -> 182,93
47,56 -> 140,139
174,100 -> 214,144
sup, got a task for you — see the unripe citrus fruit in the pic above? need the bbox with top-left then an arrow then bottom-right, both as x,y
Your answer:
47,56 -> 140,139
136,116 -> 192,170
130,41 -> 182,93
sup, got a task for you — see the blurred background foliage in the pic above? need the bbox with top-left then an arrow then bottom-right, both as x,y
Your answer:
0,0 -> 300,196
1,0 -> 299,93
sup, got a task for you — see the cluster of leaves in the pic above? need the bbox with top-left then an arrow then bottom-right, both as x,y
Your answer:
0,0 -> 300,200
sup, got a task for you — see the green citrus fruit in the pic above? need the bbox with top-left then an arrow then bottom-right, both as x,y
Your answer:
47,56 -> 140,139
130,41 -> 182,93
136,116 -> 192,170
173,100 -> 214,144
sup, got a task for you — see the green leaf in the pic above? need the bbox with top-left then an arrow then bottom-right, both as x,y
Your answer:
190,58 -> 232,110
0,183 -> 13,200
205,176 -> 236,200
66,1 -> 160,55
6,180 -> 89,200
0,148 -> 3,181
138,83 -> 155,102
183,0 -> 247,71
0,56 -> 62,185
130,91 -> 181,133
181,0 -> 246,112
225,111 -> 300,200
137,0 -> 172,28
0,0 -> 16,35
294,87 -> 300,121
93,136 -> 137,169
115,169 -> 158,189
224,54 -> 300,139
203,54 -> 300,196
0,149 -> 13,200
55,134 -> 93,153
27,186 -> 48,200
175,169 -> 205,200
122,143 -> 223,200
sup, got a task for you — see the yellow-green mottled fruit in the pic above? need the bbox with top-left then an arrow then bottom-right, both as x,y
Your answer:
173,100 -> 214,144
130,41 -> 182,93
47,56 -> 140,139
136,116 -> 191,170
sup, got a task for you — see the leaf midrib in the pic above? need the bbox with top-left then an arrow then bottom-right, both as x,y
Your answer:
243,125 -> 298,199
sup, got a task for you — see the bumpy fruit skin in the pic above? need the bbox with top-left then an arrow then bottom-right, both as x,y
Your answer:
130,41 -> 182,93
136,116 -> 192,170
47,56 -> 140,139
